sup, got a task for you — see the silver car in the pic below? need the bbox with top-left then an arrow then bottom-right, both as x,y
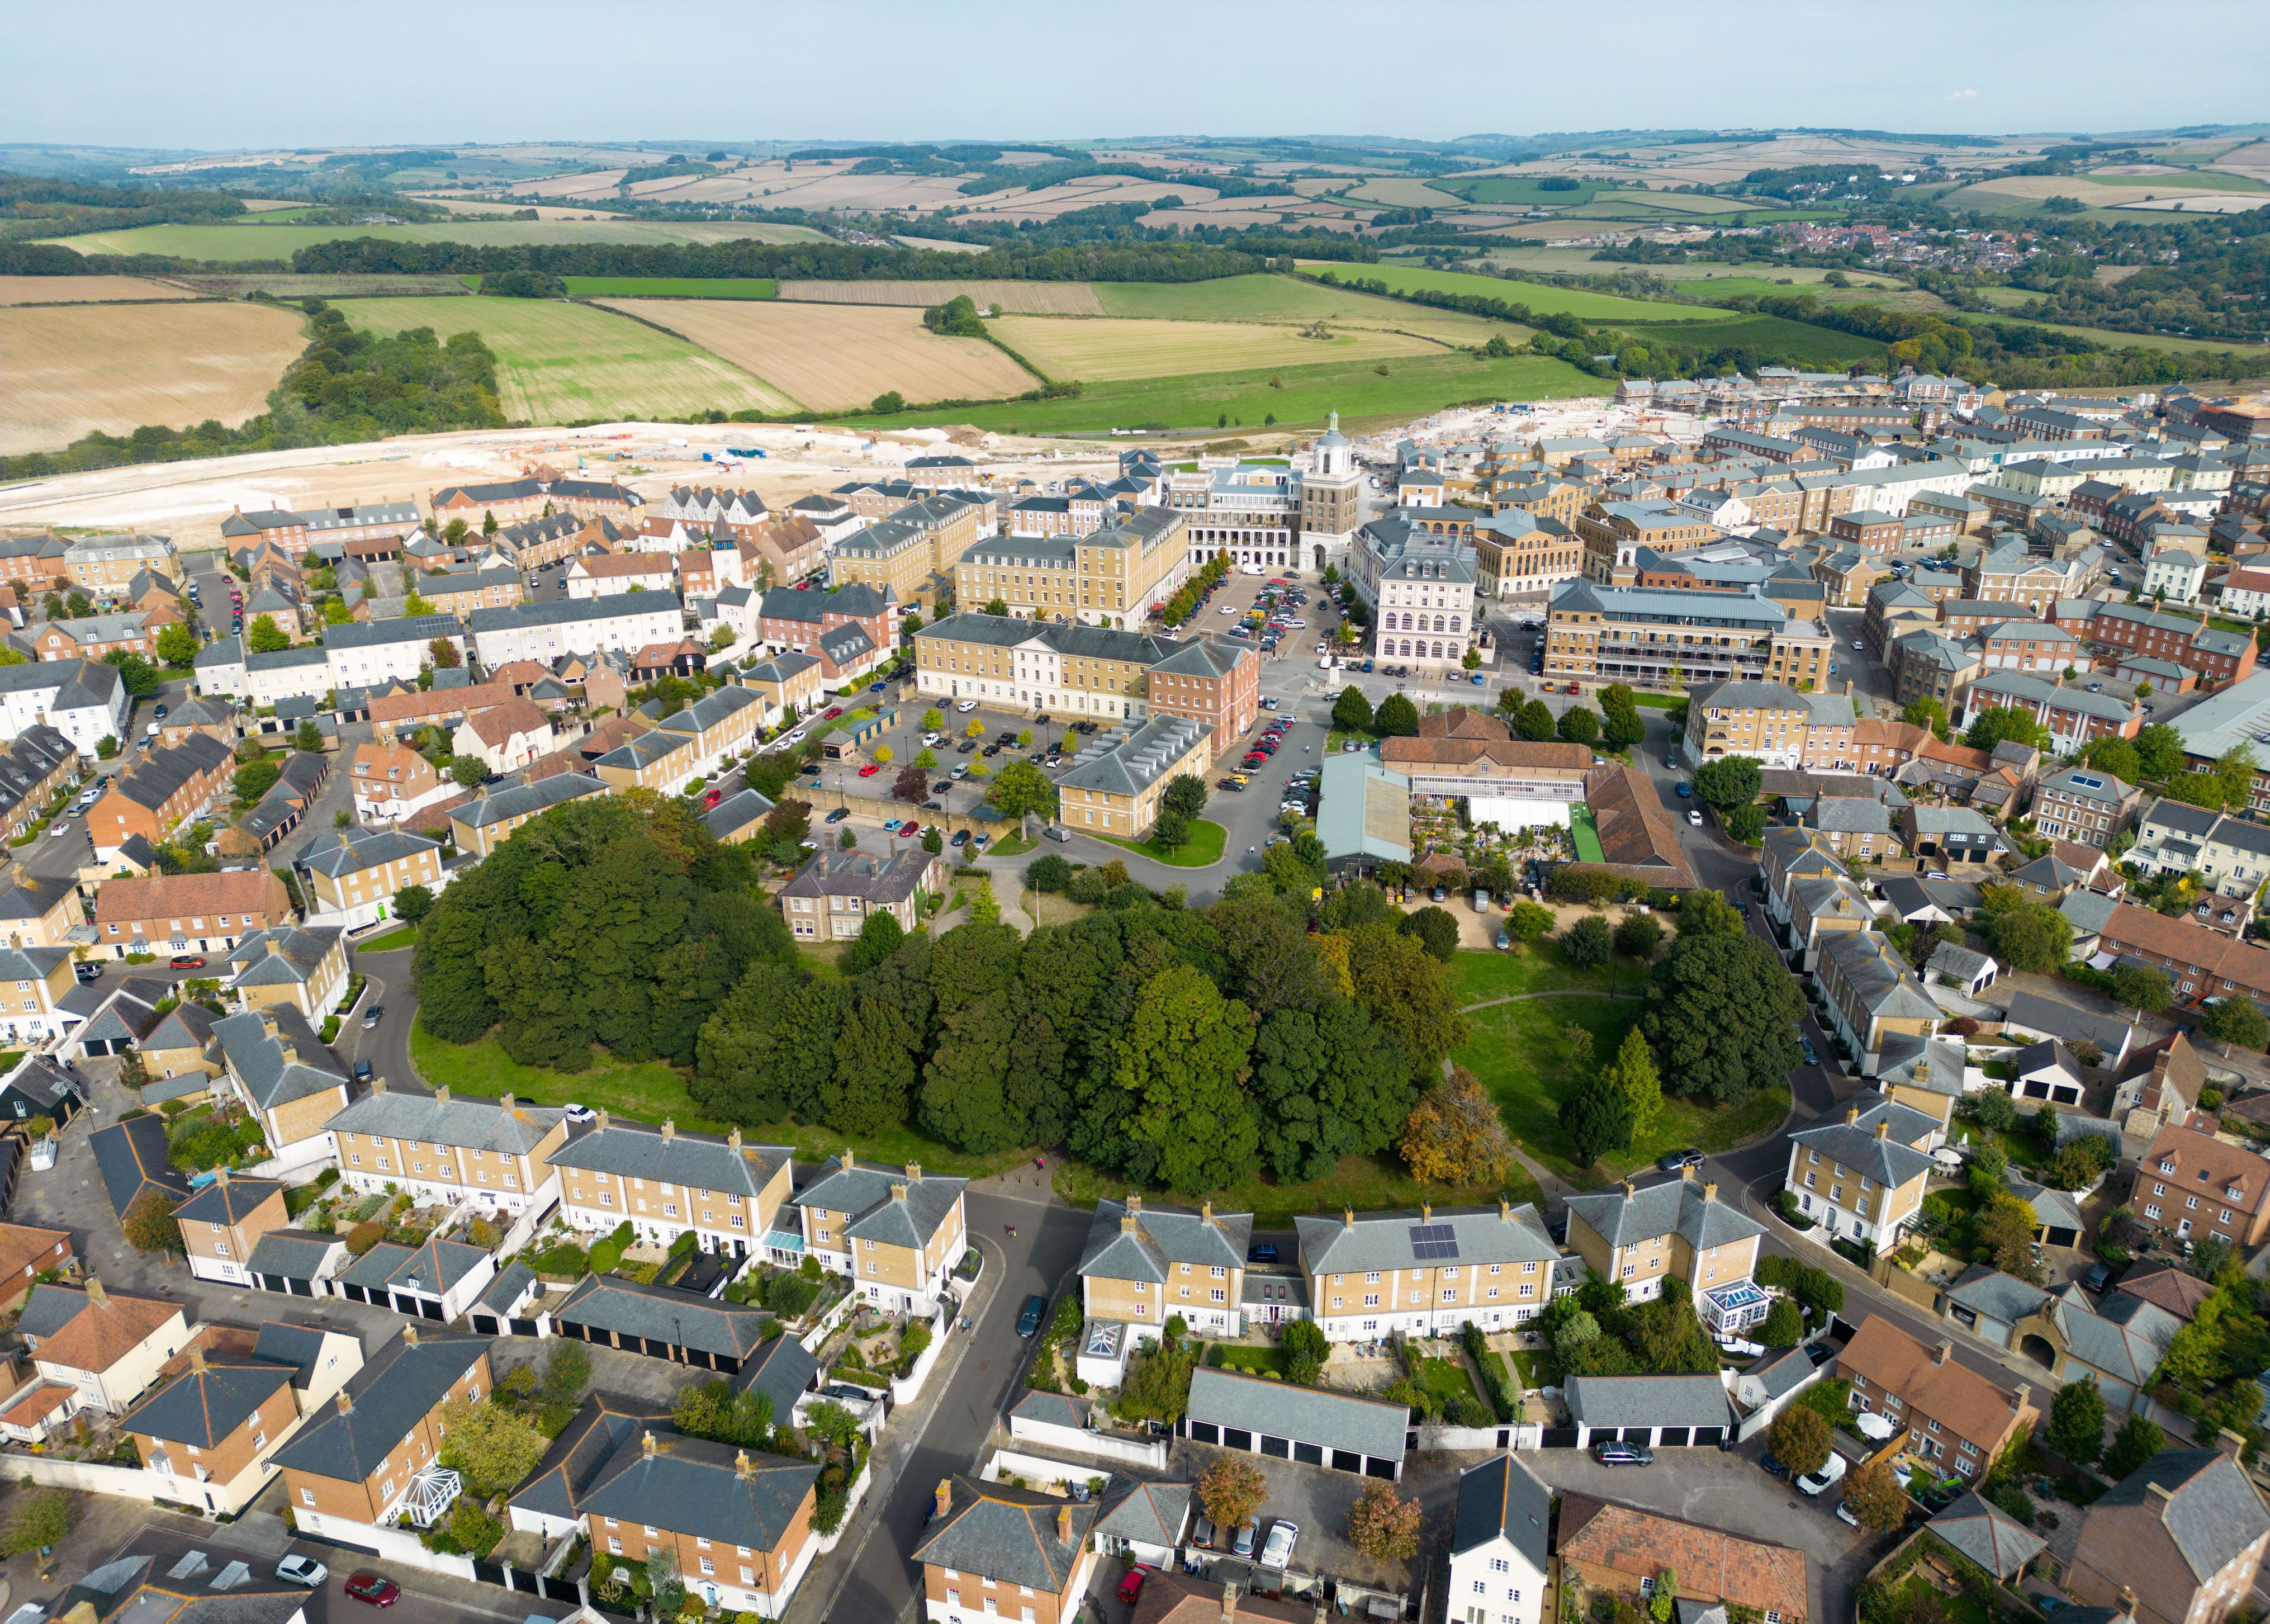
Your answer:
1259,1520 -> 1299,1571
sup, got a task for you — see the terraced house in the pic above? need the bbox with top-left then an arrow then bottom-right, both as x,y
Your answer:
272,1326 -> 490,1537
1818,927 -> 1942,1074
1295,1197 -> 1566,1342
912,612 -> 1176,723
1563,1171 -> 1769,1337
297,826 -> 446,931
550,1116 -> 793,1261
211,1005 -> 352,1163
791,1153 -> 969,1315
327,1082 -> 570,1216
1784,1097 -> 1939,1248
448,773 -> 611,859
1078,1197 -> 1251,1342
590,683 -> 765,793
93,868 -> 293,961
1838,1315 -> 2037,1484
84,731 -> 232,859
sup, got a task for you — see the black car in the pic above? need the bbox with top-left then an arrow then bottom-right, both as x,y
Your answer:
958,740 -> 978,754
1761,1450 -> 1789,1479
1247,1243 -> 1279,1263
2082,1261 -> 2115,1294
821,1383 -> 870,1402
933,781 -> 953,795
825,807 -> 850,823
353,1060 -> 373,1083
921,799 -> 944,811
1804,1340 -> 1836,1367
1017,1295 -> 1048,1337
982,744 -> 1001,757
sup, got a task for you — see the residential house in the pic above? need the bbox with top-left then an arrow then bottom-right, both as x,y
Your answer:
297,826 -> 445,930
0,726 -> 82,843
223,925 -> 350,1022
1057,714 -> 1215,840
1876,1036 -> 1972,1144
468,594 -> 687,669
589,684 -> 766,793
1964,671 -> 2141,752
2093,903 -> 2270,1020
88,1112 -> 191,1223
452,697 -> 556,775
777,849 -> 950,943
549,1116 -> 793,1262
2112,1034 -> 2205,1141
791,1153 -> 969,1315
1785,872 -> 1878,972
0,945 -> 81,1046
566,552 -> 676,598
1904,804 -> 2002,876
1838,1314 -> 2039,1483
176,1172 -> 288,1286
1562,1171 -> 1767,1336
2131,1119 -> 2270,1248
1784,1099 -> 1938,1248
86,732 -> 233,859
1555,1495 -> 1808,1624
912,613 -> 1178,725
1928,1490 -> 2049,1584
17,1279 -> 188,1420
448,773 -> 611,859
2032,767 -> 2144,850
0,1221 -> 73,1313
33,611 -> 156,664
93,869 -> 294,961
272,1327 -> 492,1536
1077,1197 -> 1251,1343
2128,802 -> 2270,906
1817,928 -> 1942,1075
211,1006 -> 352,1166
0,657 -> 129,757
326,1082 -> 569,1216
915,1477 -> 1098,1624
2002,989 -> 2138,1069
122,1322 -> 362,1518
2068,1438 -> 2270,1624
1450,1452 -> 1552,1624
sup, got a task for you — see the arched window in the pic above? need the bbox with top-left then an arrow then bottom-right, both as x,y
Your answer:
1433,616 -> 1446,633
1450,617 -> 1462,632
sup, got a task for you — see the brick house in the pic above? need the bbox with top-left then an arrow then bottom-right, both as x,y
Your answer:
1144,637 -> 1259,759
272,1327 -> 491,1536
916,1478 -> 1098,1624
1057,714 -> 1215,840
84,732 -> 231,857
1078,1196 -> 1251,1342
1555,1495 -> 1808,1624
2131,1120 -> 2270,1248
549,1116 -> 792,1263
174,1172 -> 289,1287
34,612 -> 155,663
1837,1314 -> 2039,1483
0,1222 -> 73,1313
2094,902 -> 2270,1014
2068,1436 -> 2270,1624
93,869 -> 295,960
790,1153 -> 969,1315
2031,766 -> 2143,849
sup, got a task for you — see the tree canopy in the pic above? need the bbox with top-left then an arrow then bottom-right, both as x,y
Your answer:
1638,933 -> 1803,1105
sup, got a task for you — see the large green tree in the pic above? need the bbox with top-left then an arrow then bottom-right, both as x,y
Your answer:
1514,699 -> 1558,742
1964,706 -> 2050,754
1341,923 -> 1467,1081
1374,693 -> 1420,737
985,760 -> 1058,822
1985,901 -> 2073,973
1692,755 -> 1762,810
154,622 -> 200,666
1557,706 -> 1600,746
1638,933 -> 1803,1105
1560,1060 -> 1632,1169
1600,1024 -> 1663,1141
1248,998 -> 1414,1181
244,613 -> 291,653
1331,685 -> 1373,732
2048,1375 -> 2107,1465
1105,965 -> 1257,1192
2132,722 -> 2188,782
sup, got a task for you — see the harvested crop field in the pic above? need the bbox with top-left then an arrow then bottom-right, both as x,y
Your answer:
561,277 -> 775,300
1094,274 -> 1507,343
335,296 -> 797,422
1,300 -> 306,456
0,275 -> 200,305
775,280 -> 1106,315
150,273 -> 470,300
49,218 -> 830,260
989,316 -> 1442,383
599,299 -> 1035,412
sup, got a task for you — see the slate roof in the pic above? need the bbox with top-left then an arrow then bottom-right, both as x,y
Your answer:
1078,1199 -> 1249,1285
731,1331 -> 818,1416
2050,1284 -> 2181,1389
50,1554 -> 310,1624
1184,1366 -> 1408,1462
551,1275 -> 774,1361
2092,1447 -> 2270,1583
1928,942 -> 1997,985
1094,1476 -> 1193,1552
89,1112 -> 191,1218
792,1153 -> 968,1252
1564,1374 -> 1733,1431
268,1328 -> 489,1484
224,926 -> 342,995
1452,1451 -> 1551,1563
453,771 -> 609,828
174,1175 -> 283,1228
245,1228 -> 341,1282
340,1236 -> 490,1296
124,1353 -> 293,1449
297,826 -> 438,879
549,1121 -> 789,1199
211,1005 -> 347,1115
1930,1489 -> 2049,1580
1058,713 -> 1214,799
1945,1265 -> 2050,1327
1296,1199 -> 1559,1276
323,1085 -> 563,1154
1820,929 -> 1942,1022
509,1395 -> 667,1522
913,1475 -> 1100,1592
2001,991 -> 2134,1057
1561,1178 -> 1762,1253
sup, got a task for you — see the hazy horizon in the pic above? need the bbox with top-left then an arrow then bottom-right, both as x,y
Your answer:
10,0 -> 2267,154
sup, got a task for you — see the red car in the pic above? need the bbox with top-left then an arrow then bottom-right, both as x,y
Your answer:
703,787 -> 725,807
169,955 -> 205,970
858,763 -> 882,778
823,707 -> 844,719
898,823 -> 922,838
344,1574 -> 399,1607
1119,1566 -> 1149,1604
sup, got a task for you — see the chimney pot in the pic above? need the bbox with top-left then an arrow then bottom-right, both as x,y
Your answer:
1703,1182 -> 1718,1203
1846,1105 -> 1860,1124
1875,1121 -> 1890,1139
1420,1202 -> 1432,1223
641,1431 -> 656,1459
906,1162 -> 921,1183
1933,1338 -> 1952,1365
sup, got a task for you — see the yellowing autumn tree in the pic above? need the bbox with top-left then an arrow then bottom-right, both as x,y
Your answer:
1401,1067 -> 1516,1184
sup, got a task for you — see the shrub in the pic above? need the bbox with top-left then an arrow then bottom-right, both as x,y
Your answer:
344,1221 -> 386,1256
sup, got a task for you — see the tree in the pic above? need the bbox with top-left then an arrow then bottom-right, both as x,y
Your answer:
2134,722 -> 2187,782
451,756 -> 489,788
0,1489 -> 73,1556
1964,706 -> 2050,754
1332,685 -> 1373,732
984,598 -> 1009,617
1601,1025 -> 1663,1142
1985,902 -> 2073,973
1374,692 -> 1420,736
1514,699 -> 1558,741
764,798 -> 812,847
872,744 -> 895,766
103,650 -> 161,697
1561,914 -> 1613,968
1760,1296 -> 1804,1347
2111,964 -> 2172,1017
394,884 -> 433,924
1557,705 -> 1600,746
122,1187 -> 182,1254
155,622 -> 200,666
1975,1192 -> 2045,1283
1770,1402 -> 1832,1476
1400,906 -> 1461,962
985,760 -> 1058,823
1560,1060 -> 1633,1169
1343,924 -> 1467,1079
1615,912 -> 1662,964
1639,933 -> 1804,1106
1026,853 -> 1073,893
1106,966 -> 1258,1192
2202,996 -> 2270,1055
2103,1413 -> 2164,1480
1843,1459 -> 1907,1531
295,719 -> 324,752
438,1396 -> 549,1495
845,910 -> 906,974
1249,997 -> 1415,1180
1505,899 -> 1554,943
1402,1067 -> 1516,1183
1282,1318 -> 1330,1385
233,757 -> 281,805
1197,1455 -> 1267,1532
1903,695 -> 1950,739
2048,1375 -> 2107,1465
1677,889 -> 1745,938
245,613 -> 291,653
2081,735 -> 2141,783
922,826 -> 944,854
1693,755 -> 1762,810
1345,1479 -> 1424,1561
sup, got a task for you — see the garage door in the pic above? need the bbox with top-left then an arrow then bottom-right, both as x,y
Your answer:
1188,1422 -> 1220,1445
1541,1427 -> 1581,1449
1330,1450 -> 1363,1474
1294,1443 -> 1323,1466
1223,1428 -> 1253,1452
1693,1426 -> 1724,1446
1364,1457 -> 1398,1480
1658,1427 -> 1690,1447
1259,1436 -> 1288,1459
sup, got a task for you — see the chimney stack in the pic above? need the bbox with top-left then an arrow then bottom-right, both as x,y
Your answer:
735,1449 -> 752,1479
1846,1105 -> 1860,1124
188,1344 -> 207,1374
1342,1207 -> 1354,1230
500,1093 -> 514,1113
1933,1338 -> 1952,1365
1875,1121 -> 1890,1140
337,1389 -> 353,1415
371,1074 -> 387,1094
935,1479 -> 954,1522
1121,1204 -> 1140,1235
1221,1580 -> 1240,1623
595,1107 -> 608,1130
434,1086 -> 450,1105
2013,1382 -> 2030,1412
661,1119 -> 675,1143
216,1166 -> 229,1186
728,1126 -> 742,1152
1621,1179 -> 1636,1199
2216,1428 -> 2248,1460
402,1324 -> 418,1346
1056,1505 -> 1073,1546
1200,1201 -> 1212,1227
890,1182 -> 908,1204
840,1150 -> 855,1173
642,1431 -> 657,1459
86,1277 -> 106,1308
1681,1163 -> 1696,1183
1499,1197 -> 1511,1221
906,1162 -> 922,1183
2118,1588 -> 2138,1620
1420,1202 -> 1432,1223
1703,1182 -> 1718,1204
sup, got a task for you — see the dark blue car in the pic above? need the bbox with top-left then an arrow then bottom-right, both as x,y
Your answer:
1018,1295 -> 1048,1337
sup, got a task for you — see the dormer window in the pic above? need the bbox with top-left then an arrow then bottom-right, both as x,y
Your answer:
2161,1161 -> 2177,1175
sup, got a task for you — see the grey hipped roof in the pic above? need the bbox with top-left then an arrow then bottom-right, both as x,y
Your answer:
1184,1366 -> 1408,1462
1078,1199 -> 1249,1285
2050,1285 -> 2179,1388
1561,1178 -> 1763,1253
2094,1448 -> 2270,1582
1931,1489 -> 2049,1580
566,1420 -> 822,1555
1092,1478 -> 1192,1551
174,1175 -> 283,1228
509,1395 -> 666,1522
792,1155 -> 966,1252
1786,1119 -> 1936,1189
1296,1199 -> 1560,1275
267,1328 -> 489,1483
913,1476 -> 1097,1593
124,1354 -> 293,1449
1453,1451 -> 1551,1564
1944,1265 -> 2050,1327
2002,990 -> 2134,1056
245,1228 -> 342,1281
89,1112 -> 191,1218
548,1121 -> 790,1200
211,1006 -> 348,1115
731,1332 -> 818,1417
1565,1373 -> 1733,1431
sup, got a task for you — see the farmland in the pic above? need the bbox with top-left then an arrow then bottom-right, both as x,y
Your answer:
1295,261 -> 1738,325
2,301 -> 307,456
0,275 -> 198,305
334,296 -> 797,422
1094,274 -> 1510,343
45,218 -> 832,261
559,277 -> 778,300
1610,314 -> 1888,367
989,315 -> 1444,383
598,299 -> 1035,412
1427,175 -> 1602,207
851,349 -> 1604,436
153,273 -> 471,300
775,280 -> 1105,315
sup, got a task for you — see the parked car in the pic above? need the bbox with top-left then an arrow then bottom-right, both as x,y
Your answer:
276,1556 -> 328,1588
955,699 -> 978,712
821,1383 -> 871,1402
1017,1295 -> 1048,1337
1761,1451 -> 1789,1480
858,763 -> 882,778
1044,825 -> 1071,842
1835,1499 -> 1861,1528
1657,1149 -> 1704,1173
353,1060 -> 373,1083
72,962 -> 101,983
1594,1442 -> 1653,1467
1687,809 -> 1703,826
2082,1261 -> 2115,1293
1233,1519 -> 1259,1559
1798,1452 -> 1848,1496
563,1104 -> 596,1124
1119,1568 -> 1149,1605
1675,782 -> 1691,798
363,1004 -> 382,1030
826,807 -> 850,823
344,1574 -> 400,1607
1193,1515 -> 1217,1549
1247,1243 -> 1278,1263
169,955 -> 205,970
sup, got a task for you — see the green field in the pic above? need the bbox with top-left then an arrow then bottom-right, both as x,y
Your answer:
1613,314 -> 1888,366
1427,176 -> 1602,207
1296,261 -> 1737,325
1969,311 -> 2270,358
46,219 -> 831,260
853,349 -> 1604,435
334,296 -> 797,421
558,277 -> 778,299
1093,273 -> 1507,341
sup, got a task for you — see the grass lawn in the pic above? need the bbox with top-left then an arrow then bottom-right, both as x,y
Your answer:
1053,1147 -> 1543,1230
1456,995 -> 1790,1181
1091,818 -> 1228,868
1411,1354 -> 1483,1408
1628,693 -> 1686,709
406,1019 -> 1028,1178
987,832 -> 1036,858
358,926 -> 419,953
1505,1346 -> 1558,1393
1211,1344 -> 1288,1376
1449,945 -> 1619,1007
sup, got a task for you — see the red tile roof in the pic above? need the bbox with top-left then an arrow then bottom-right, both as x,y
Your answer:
1557,1495 -> 1808,1622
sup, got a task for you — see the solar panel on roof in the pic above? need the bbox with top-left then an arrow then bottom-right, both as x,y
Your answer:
1408,1222 -> 1459,1260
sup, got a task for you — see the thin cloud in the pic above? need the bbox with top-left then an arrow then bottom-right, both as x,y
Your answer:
1947,88 -> 1978,101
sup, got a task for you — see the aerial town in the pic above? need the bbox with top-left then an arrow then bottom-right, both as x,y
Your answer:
6,14 -> 2270,1624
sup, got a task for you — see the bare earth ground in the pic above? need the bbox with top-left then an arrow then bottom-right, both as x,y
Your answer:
0,301 -> 306,456
0,275 -> 200,305
606,299 -> 1037,411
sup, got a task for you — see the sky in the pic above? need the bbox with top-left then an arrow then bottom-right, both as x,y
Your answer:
8,0 -> 2268,153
